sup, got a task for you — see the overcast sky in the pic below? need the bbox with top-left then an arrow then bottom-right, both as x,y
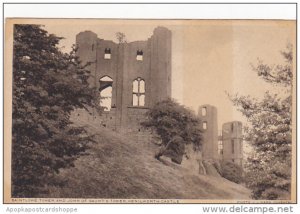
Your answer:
38,19 -> 296,129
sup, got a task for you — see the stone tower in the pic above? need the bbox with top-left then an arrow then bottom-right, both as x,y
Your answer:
197,105 -> 243,167
198,104 -> 219,160
221,121 -> 243,166
75,27 -> 172,132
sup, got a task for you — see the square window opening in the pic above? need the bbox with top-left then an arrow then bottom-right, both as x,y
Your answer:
136,50 -> 143,61
104,48 -> 111,59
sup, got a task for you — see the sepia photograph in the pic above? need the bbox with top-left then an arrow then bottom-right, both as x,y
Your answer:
3,17 -> 296,203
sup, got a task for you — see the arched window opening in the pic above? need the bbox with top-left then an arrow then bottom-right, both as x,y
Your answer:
132,78 -> 145,106
99,76 -> 113,111
202,107 -> 207,116
104,48 -> 111,59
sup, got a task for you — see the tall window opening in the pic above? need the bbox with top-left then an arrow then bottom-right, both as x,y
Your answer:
202,107 -> 207,116
218,140 -> 223,155
231,139 -> 235,154
132,78 -> 145,106
203,121 -> 207,130
231,123 -> 234,132
136,50 -> 143,61
240,140 -> 243,154
104,48 -> 111,59
99,76 -> 113,111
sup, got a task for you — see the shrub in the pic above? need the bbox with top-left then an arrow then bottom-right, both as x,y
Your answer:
219,161 -> 244,184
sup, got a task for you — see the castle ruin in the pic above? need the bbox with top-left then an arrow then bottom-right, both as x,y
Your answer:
75,27 -> 171,134
74,26 -> 243,167
198,105 -> 243,166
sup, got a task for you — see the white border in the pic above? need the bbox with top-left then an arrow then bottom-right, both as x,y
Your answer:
3,3 -> 297,20
1,2 -> 298,214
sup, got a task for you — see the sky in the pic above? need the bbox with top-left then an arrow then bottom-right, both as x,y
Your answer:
39,19 -> 296,129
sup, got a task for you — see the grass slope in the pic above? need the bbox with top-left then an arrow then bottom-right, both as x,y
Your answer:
47,122 -> 250,199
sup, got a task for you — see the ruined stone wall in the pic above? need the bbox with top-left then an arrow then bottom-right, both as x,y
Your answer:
76,31 -> 98,87
197,104 -> 219,160
196,104 -> 244,168
75,27 -> 172,133
222,121 -> 243,166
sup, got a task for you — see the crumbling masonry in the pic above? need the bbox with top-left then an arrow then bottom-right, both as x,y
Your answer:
73,26 -> 243,167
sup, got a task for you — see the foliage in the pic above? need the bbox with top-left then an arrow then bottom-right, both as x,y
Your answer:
229,45 -> 292,199
142,98 -> 202,163
216,161 -> 244,184
115,32 -> 127,44
12,24 -> 97,197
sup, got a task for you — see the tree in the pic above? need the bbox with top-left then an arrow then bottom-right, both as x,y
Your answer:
142,98 -> 202,164
115,32 -> 127,44
229,45 -> 293,200
12,25 -> 97,197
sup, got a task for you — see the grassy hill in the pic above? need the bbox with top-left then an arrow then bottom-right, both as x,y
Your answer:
46,120 -> 250,200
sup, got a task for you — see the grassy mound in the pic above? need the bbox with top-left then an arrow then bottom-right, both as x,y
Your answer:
46,121 -> 250,200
